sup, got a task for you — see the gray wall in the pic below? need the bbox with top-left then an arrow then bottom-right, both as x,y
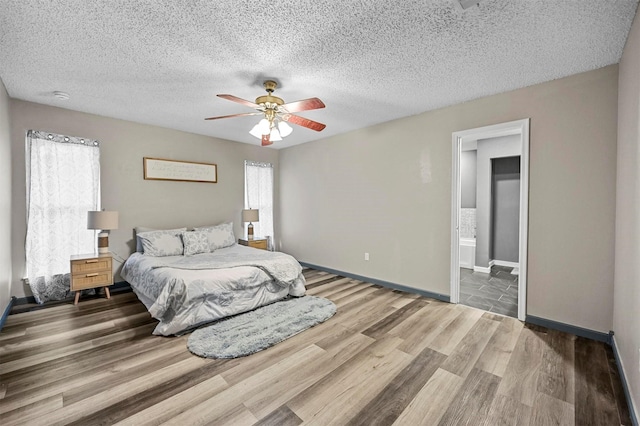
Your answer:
614,8 -> 640,415
279,65 -> 618,333
475,135 -> 521,268
0,79 -> 11,314
460,150 -> 477,208
491,156 -> 520,263
9,100 -> 278,299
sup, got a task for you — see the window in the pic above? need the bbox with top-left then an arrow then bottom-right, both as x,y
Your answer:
244,160 -> 274,248
25,130 -> 100,303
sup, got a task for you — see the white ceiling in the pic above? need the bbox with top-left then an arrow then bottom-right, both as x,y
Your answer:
0,0 -> 637,149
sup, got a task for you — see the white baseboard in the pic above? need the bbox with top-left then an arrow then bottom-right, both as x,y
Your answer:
474,260 -> 520,275
473,265 -> 491,274
491,259 -> 519,269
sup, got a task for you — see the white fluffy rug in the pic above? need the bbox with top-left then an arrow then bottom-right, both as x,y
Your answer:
187,296 -> 336,359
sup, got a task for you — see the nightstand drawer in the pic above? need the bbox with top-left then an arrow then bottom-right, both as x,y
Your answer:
238,238 -> 268,250
71,257 -> 112,274
249,239 -> 268,250
71,271 -> 112,290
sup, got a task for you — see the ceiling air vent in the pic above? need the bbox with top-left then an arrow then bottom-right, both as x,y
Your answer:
52,91 -> 70,101
454,0 -> 484,10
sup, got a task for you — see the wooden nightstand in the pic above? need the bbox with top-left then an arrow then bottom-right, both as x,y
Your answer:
70,253 -> 113,304
238,238 -> 268,250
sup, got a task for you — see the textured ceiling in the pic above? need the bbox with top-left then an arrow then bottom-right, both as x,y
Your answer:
0,0 -> 637,148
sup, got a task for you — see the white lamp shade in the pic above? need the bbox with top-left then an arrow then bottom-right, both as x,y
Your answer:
258,118 -> 271,135
270,128 -> 282,141
278,121 -> 293,137
242,209 -> 259,223
87,211 -> 119,230
249,124 -> 263,139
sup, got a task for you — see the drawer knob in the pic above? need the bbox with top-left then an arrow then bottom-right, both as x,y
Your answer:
85,273 -> 99,277
85,259 -> 99,263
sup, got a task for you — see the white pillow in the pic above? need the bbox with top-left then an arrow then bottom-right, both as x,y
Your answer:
138,228 -> 186,256
182,231 -> 210,256
134,226 -> 154,252
135,226 -> 186,253
194,222 -> 236,251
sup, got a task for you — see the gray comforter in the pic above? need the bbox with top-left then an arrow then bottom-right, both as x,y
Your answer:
121,244 -> 306,335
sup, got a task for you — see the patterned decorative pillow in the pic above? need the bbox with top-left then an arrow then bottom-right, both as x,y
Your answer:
138,228 -> 185,256
182,231 -> 210,256
194,222 -> 236,251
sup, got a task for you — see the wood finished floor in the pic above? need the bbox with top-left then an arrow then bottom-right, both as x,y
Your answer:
0,268 -> 631,425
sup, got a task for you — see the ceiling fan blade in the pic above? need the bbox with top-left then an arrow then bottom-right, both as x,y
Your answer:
261,134 -> 272,146
284,114 -> 326,132
281,97 -> 325,113
204,112 -> 261,120
217,94 -> 260,109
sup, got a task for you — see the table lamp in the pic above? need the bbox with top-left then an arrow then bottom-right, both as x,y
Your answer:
87,210 -> 119,253
242,209 -> 259,240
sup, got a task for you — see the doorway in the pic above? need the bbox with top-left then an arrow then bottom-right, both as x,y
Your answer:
450,119 -> 529,321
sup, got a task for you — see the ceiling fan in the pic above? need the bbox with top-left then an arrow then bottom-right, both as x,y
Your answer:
205,80 -> 326,146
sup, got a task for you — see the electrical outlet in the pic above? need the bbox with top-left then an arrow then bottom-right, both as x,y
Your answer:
364,252 -> 369,261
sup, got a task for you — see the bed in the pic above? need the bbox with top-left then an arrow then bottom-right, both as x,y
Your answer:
121,225 -> 306,336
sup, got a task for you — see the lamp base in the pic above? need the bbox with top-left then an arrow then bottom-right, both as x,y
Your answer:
247,223 -> 254,240
98,232 -> 109,254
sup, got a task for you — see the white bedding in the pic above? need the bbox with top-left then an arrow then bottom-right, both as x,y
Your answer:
121,244 -> 306,335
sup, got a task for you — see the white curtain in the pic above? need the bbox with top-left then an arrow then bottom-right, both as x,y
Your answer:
26,131 -> 100,303
244,160 -> 274,248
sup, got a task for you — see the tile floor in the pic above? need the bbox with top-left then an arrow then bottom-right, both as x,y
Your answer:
460,265 -> 518,318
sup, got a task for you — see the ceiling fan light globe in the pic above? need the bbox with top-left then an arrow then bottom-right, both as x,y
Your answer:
249,124 -> 263,139
258,118 -> 271,135
278,121 -> 293,137
270,128 -> 282,141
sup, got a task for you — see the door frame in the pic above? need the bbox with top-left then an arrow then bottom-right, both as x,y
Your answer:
450,118 -> 530,321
